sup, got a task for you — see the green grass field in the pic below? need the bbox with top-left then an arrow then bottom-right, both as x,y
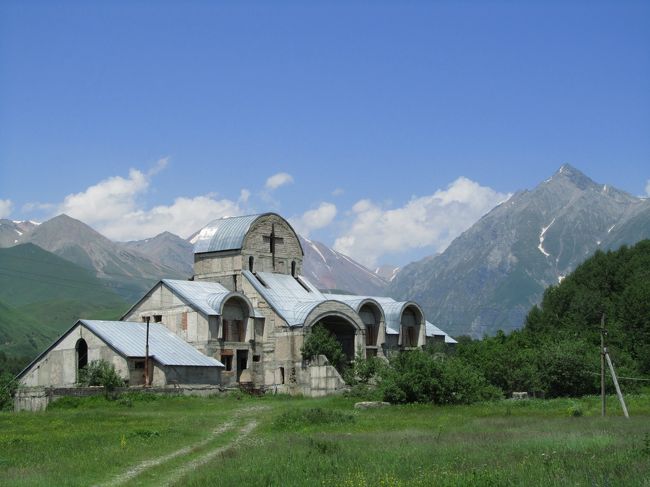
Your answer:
1,392 -> 649,486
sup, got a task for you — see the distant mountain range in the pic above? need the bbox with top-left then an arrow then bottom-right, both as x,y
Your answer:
388,164 -> 650,337
0,215 -> 189,301
2,164 -> 648,352
0,214 -> 388,302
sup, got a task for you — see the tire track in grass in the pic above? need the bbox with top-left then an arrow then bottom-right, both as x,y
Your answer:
161,419 -> 258,487
96,421 -> 236,487
97,404 -> 268,487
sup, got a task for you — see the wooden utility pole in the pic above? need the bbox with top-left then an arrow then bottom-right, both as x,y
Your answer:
600,314 -> 606,417
600,313 -> 630,419
605,353 -> 630,419
145,316 -> 150,387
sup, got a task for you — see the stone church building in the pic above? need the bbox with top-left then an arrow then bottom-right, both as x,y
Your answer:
17,213 -> 455,397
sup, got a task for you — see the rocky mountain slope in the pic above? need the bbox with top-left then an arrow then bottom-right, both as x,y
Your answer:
0,220 -> 38,247
299,236 -> 388,295
388,165 -> 650,337
122,231 -> 194,277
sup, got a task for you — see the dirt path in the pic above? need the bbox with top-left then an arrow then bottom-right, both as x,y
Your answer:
96,405 -> 267,487
160,419 -> 258,487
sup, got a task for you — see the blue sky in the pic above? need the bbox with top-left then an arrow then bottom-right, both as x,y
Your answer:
1,1 -> 648,267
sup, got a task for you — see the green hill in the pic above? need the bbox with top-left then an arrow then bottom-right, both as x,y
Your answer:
0,244 -> 129,372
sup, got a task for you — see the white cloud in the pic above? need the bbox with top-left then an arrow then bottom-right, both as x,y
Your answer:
333,177 -> 510,267
265,172 -> 294,190
101,195 -> 242,241
239,189 -> 251,204
59,168 -> 149,225
291,202 -> 337,237
0,199 -> 13,218
44,159 -> 244,241
332,188 -> 344,197
645,179 -> 650,197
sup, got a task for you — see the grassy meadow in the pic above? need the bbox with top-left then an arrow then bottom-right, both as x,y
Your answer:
1,392 -> 649,486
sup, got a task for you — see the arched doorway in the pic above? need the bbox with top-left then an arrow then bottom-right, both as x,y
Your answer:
315,315 -> 357,363
76,338 -> 88,377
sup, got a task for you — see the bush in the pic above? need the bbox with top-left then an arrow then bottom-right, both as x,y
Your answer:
78,360 -> 125,393
342,351 -> 382,386
379,349 -> 442,404
0,372 -> 18,411
378,349 -> 501,405
301,324 -> 346,370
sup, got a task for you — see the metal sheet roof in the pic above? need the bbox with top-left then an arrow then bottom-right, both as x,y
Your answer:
81,320 -> 223,367
325,293 -> 456,343
192,214 -> 262,253
162,279 -> 264,318
426,321 -> 458,344
242,273 -> 456,341
243,271 -> 326,326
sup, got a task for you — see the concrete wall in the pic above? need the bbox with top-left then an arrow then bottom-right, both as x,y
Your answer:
123,283 -> 210,348
20,325 -> 130,387
14,385 -> 225,412
242,214 -> 303,276
307,355 -> 347,397
163,366 -> 221,385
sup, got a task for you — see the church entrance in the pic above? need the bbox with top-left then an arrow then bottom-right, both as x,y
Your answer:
236,350 -> 248,382
316,316 -> 357,363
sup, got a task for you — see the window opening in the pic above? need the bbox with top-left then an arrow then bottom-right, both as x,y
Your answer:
291,261 -> 296,277
223,356 -> 233,371
76,339 -> 88,373
153,315 -> 162,323
249,256 -> 254,272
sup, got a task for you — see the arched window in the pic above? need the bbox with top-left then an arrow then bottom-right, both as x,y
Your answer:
291,261 -> 296,277
76,339 -> 88,374
249,256 -> 254,272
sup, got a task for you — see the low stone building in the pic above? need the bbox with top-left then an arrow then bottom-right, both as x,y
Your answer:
17,212 -> 455,398
18,320 -> 223,387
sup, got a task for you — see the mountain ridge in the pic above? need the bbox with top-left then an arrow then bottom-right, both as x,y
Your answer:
387,164 -> 650,337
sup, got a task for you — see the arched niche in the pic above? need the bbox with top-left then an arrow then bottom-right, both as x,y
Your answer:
401,305 -> 424,347
221,296 -> 249,342
359,302 -> 383,347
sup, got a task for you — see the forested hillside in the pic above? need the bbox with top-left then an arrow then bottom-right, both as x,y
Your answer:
455,240 -> 650,397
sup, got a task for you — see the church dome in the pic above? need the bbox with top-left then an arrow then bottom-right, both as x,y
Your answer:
191,213 -> 266,253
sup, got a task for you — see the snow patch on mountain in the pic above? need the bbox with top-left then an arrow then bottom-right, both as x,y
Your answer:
538,218 -> 556,257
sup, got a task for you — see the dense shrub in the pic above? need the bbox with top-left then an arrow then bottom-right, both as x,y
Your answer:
78,360 -> 125,392
378,349 -> 500,405
343,351 -> 383,386
301,324 -> 346,370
